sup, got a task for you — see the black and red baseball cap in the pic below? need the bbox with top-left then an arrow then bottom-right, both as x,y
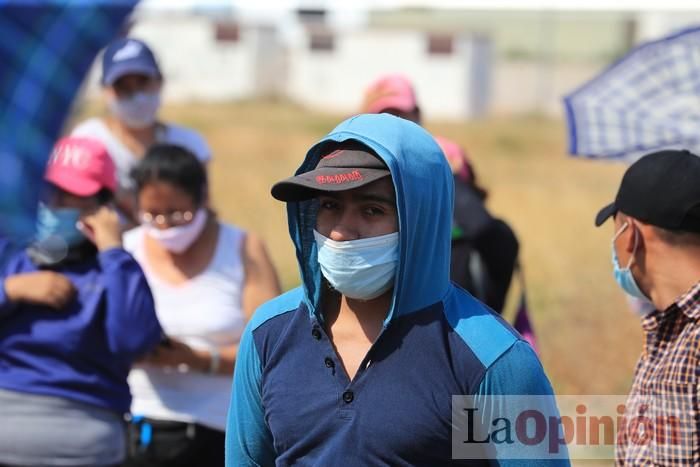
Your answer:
595,149 -> 700,233
271,148 -> 391,202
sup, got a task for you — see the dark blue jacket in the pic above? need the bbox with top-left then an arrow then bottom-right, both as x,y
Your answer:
226,114 -> 570,466
0,246 -> 162,413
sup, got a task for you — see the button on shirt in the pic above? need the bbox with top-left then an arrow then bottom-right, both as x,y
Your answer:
616,281 -> 700,465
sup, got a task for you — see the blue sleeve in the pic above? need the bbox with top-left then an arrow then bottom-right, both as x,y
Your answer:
0,244 -> 22,318
0,235 -> 15,269
225,323 -> 275,467
474,340 -> 571,466
98,248 -> 162,358
0,277 -> 18,318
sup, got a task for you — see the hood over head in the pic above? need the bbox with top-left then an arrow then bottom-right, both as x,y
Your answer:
283,113 -> 454,325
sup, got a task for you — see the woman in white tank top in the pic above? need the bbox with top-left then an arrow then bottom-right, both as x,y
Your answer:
122,144 -> 281,467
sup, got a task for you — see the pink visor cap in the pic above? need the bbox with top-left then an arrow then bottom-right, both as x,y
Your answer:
361,74 -> 417,114
44,137 -> 117,196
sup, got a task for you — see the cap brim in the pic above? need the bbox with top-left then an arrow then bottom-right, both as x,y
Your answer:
271,167 -> 390,202
595,202 -> 617,227
45,173 -> 102,197
365,96 -> 416,114
102,63 -> 161,86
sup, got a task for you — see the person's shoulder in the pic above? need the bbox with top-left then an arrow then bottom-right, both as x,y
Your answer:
163,123 -> 211,162
219,222 -> 246,241
238,229 -> 269,258
442,286 -> 521,370
218,222 -> 250,258
477,339 -> 552,397
220,223 -> 273,265
248,287 -> 304,333
0,239 -> 30,274
71,117 -> 109,137
121,226 -> 145,254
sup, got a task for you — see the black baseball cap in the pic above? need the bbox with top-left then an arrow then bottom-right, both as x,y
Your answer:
271,148 -> 391,202
595,149 -> 700,232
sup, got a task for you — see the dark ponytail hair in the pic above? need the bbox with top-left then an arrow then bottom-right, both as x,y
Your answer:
131,144 -> 207,204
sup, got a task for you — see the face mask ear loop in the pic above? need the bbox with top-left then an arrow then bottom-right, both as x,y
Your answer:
613,221 -> 629,242
625,223 -> 639,270
613,220 -> 638,270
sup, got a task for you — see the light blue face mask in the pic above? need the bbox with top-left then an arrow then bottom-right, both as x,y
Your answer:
611,222 -> 649,303
109,91 -> 161,129
314,230 -> 399,300
36,202 -> 85,247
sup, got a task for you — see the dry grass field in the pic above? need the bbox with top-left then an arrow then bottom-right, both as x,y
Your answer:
76,99 -> 643,465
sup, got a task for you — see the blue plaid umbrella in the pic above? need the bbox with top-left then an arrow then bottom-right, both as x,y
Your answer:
0,1 -> 137,245
564,25 -> 700,161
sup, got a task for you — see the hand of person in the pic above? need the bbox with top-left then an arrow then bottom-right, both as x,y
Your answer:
141,337 -> 209,372
4,271 -> 76,309
79,205 -> 122,252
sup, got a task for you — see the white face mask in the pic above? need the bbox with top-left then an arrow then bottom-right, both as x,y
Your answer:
313,229 -> 399,300
146,208 -> 207,253
109,91 -> 161,129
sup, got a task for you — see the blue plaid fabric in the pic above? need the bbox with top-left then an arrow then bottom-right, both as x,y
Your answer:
563,25 -> 700,161
0,1 -> 137,244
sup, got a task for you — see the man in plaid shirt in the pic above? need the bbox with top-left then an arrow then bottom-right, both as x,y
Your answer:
595,149 -> 700,465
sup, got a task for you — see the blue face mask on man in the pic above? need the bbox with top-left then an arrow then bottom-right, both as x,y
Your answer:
314,230 -> 399,300
36,202 -> 85,247
611,221 -> 649,303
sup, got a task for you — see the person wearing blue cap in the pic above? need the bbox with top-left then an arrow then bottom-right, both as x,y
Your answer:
72,37 -> 211,224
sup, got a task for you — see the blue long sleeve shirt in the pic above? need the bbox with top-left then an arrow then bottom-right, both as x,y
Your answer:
0,246 -> 162,413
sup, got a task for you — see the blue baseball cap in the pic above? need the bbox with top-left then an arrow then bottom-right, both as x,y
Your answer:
101,38 -> 161,86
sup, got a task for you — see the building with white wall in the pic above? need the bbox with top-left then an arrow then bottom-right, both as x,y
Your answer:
81,8 -> 492,120
285,27 -> 491,119
79,4 -> 700,118
82,12 -> 279,102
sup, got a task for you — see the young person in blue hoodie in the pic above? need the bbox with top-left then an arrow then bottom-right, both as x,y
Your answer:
225,114 -> 570,466
0,137 -> 162,467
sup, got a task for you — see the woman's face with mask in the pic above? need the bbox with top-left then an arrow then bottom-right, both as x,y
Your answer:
104,74 -> 162,129
137,180 -> 198,230
35,186 -> 102,246
137,180 -> 209,254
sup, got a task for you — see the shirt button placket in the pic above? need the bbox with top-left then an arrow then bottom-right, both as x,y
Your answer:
342,390 -> 354,404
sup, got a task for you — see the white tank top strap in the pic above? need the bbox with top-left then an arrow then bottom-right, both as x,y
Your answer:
122,225 -> 146,260
209,223 -> 246,279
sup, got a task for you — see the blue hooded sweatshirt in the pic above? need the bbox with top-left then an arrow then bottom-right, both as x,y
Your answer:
226,114 -> 570,466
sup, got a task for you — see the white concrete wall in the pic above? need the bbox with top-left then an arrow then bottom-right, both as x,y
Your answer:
82,15 -> 259,102
78,13 -> 602,118
285,29 -> 491,119
491,60 -> 604,117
